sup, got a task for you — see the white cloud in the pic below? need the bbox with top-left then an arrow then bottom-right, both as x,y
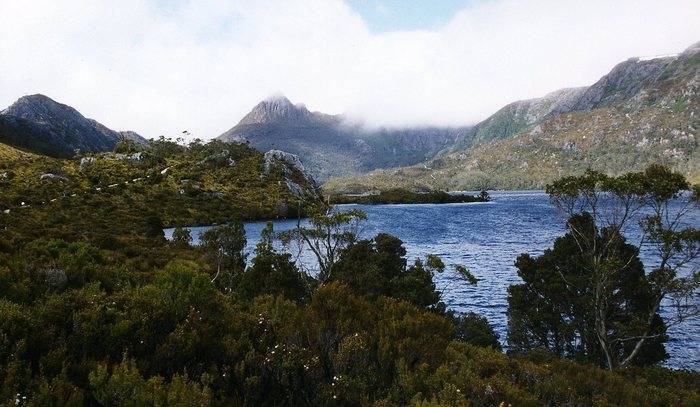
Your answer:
1,0 -> 699,139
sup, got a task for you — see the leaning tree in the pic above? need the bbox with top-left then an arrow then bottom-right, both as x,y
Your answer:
508,165 -> 700,370
200,222 -> 247,293
280,209 -> 367,282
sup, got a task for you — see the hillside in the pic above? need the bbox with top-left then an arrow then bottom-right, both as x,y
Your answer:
451,87 -> 587,151
217,96 -> 469,182
0,94 -> 147,158
0,139 -> 322,238
0,142 -> 36,161
325,42 -> 700,192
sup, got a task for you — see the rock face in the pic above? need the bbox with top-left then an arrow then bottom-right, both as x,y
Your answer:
564,56 -> 679,112
218,96 -> 469,182
452,87 -> 588,151
0,94 -> 147,158
238,95 -> 313,125
263,149 -> 313,179
263,149 -> 320,199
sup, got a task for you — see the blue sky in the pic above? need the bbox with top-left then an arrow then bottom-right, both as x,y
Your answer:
1,0 -> 699,139
345,0 -> 480,32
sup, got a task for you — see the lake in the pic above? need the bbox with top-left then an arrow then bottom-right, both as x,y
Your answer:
165,190 -> 700,370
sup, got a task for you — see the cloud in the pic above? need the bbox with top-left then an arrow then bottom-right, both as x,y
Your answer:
1,0 -> 699,139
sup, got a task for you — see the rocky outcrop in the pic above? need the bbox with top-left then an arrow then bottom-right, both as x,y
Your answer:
198,149 -> 235,167
80,157 -> 96,167
103,152 -> 144,161
0,94 -> 148,158
263,149 -> 313,179
263,149 -> 320,199
39,173 -> 69,182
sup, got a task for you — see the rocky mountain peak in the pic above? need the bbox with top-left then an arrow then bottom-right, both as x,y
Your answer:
1,94 -> 86,123
0,94 -> 147,158
237,95 -> 312,125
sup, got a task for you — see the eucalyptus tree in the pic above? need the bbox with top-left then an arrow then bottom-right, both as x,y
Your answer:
238,222 -> 313,302
200,222 -> 247,293
171,226 -> 192,249
508,165 -> 700,370
280,209 -> 366,282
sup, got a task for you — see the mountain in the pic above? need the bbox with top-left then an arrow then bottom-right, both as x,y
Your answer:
237,95 -> 315,125
0,94 -> 147,158
217,95 -> 469,182
324,42 -> 700,192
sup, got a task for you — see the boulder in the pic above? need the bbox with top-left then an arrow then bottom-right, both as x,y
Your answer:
263,150 -> 319,199
39,173 -> 69,182
198,149 -> 235,167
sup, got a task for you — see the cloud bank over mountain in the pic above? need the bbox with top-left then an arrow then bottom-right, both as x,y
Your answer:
1,0 -> 699,139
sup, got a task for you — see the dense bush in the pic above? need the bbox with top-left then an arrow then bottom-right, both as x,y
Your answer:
0,147 -> 698,405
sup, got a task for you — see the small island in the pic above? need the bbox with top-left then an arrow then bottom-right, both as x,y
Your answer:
330,188 -> 490,205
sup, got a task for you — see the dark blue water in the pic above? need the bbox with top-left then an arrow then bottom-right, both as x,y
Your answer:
165,190 -> 700,370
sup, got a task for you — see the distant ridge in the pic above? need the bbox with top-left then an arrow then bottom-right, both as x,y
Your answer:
450,87 -> 588,151
0,94 -> 147,158
325,41 -> 700,192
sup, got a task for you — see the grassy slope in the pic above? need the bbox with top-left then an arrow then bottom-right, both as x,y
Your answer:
0,143 -> 37,161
